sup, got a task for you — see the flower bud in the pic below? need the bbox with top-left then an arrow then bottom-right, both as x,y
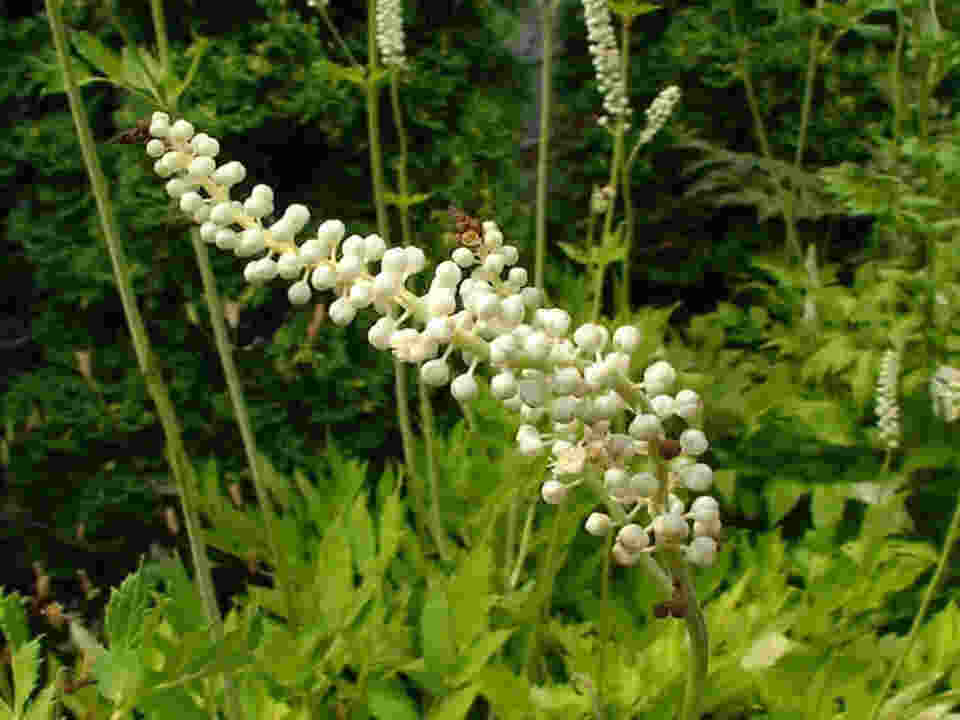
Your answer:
585,512 -> 612,536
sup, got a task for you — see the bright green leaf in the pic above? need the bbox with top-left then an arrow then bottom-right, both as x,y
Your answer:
69,30 -> 124,82
421,580 -> 457,680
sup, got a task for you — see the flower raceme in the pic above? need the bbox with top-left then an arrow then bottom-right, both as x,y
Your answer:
145,112 -> 722,570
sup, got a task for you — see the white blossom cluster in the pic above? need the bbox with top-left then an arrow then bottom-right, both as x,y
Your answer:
638,85 -> 681,146
931,365 -> 960,423
145,112 -> 722,570
876,349 -> 901,449
524,358 -> 722,569
582,0 -> 631,129
376,0 -> 406,69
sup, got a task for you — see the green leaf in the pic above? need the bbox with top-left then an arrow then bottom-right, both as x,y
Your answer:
768,481 -> 809,527
607,0 -> 662,21
451,629 -> 514,686
421,580 -> 457,680
11,638 -> 42,718
104,560 -> 152,650
384,191 -> 433,210
557,242 -> 590,266
367,676 -> 421,720
93,646 -> 146,707
812,485 -> 846,530
851,23 -> 894,41
171,35 -> 211,108
348,492 -> 376,575
69,30 -> 124,82
0,591 -> 30,654
22,668 -> 60,720
448,544 -> 493,652
425,684 -> 478,720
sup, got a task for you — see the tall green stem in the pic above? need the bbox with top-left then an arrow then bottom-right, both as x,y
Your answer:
533,0 -> 555,293
868,485 -> 960,720
663,552 -> 708,720
45,6 -> 239,720
614,19 -> 633,317
364,0 -> 420,540
188,230 -> 299,629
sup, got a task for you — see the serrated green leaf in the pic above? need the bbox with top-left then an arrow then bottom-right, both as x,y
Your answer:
105,560 -> 152,650
448,544 -> 493,652
421,580 -> 457,680
349,492 -> 376,575
93,646 -> 146,706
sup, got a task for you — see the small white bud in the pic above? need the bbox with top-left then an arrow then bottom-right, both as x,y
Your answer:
679,429 -> 709,456
585,513 -> 612,536
541,480 -> 569,505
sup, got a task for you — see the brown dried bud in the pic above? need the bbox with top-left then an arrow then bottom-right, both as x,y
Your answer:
42,601 -> 66,629
229,482 -> 244,508
165,506 -> 180,535
659,438 -> 682,461
653,602 -> 669,619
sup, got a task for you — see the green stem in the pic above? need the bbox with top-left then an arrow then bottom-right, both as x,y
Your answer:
364,0 -> 420,541
149,0 -> 169,75
318,5 -> 362,69
508,500 -> 537,590
534,0 -> 555,293
43,12 -> 234,720
729,4 -> 802,266
593,20 -> 629,322
188,229 -> 299,629
595,533 -> 613,719
668,554 -> 708,720
523,499 -> 564,681
419,382 -> 447,561
868,482 -> 960,720
615,19 -> 633,317
387,59 -> 445,561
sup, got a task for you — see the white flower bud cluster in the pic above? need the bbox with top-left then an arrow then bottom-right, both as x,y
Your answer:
146,112 -> 722,571
530,357 -> 721,568
876,348 -> 901,449
931,366 -> 960,423
582,0 -> 632,129
637,85 -> 681,146
376,0 -> 406,69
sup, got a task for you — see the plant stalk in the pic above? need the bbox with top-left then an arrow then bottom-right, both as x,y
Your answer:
533,0 -> 555,293
45,6 -> 239,720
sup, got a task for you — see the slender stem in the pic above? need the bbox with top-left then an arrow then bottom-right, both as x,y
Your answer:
534,0 -> 555,292
149,0 -> 169,74
523,500 -> 564,681
386,57 -> 445,561
419,382 -> 447,561
188,229 -> 299,629
508,500 -> 537,590
668,554 -> 708,720
593,15 -> 628,322
318,6 -> 362,69
364,0 -> 420,542
615,19 -> 633,317
389,73 -> 413,248
868,482 -> 960,720
44,7 -> 230,712
595,533 -> 613,719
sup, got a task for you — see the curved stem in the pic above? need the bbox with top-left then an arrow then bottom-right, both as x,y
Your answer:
672,556 -> 709,720
319,5 -> 362,69
534,0 -> 555,292
868,483 -> 960,720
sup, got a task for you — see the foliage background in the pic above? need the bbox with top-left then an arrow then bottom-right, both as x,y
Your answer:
1,0 -> 960,716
